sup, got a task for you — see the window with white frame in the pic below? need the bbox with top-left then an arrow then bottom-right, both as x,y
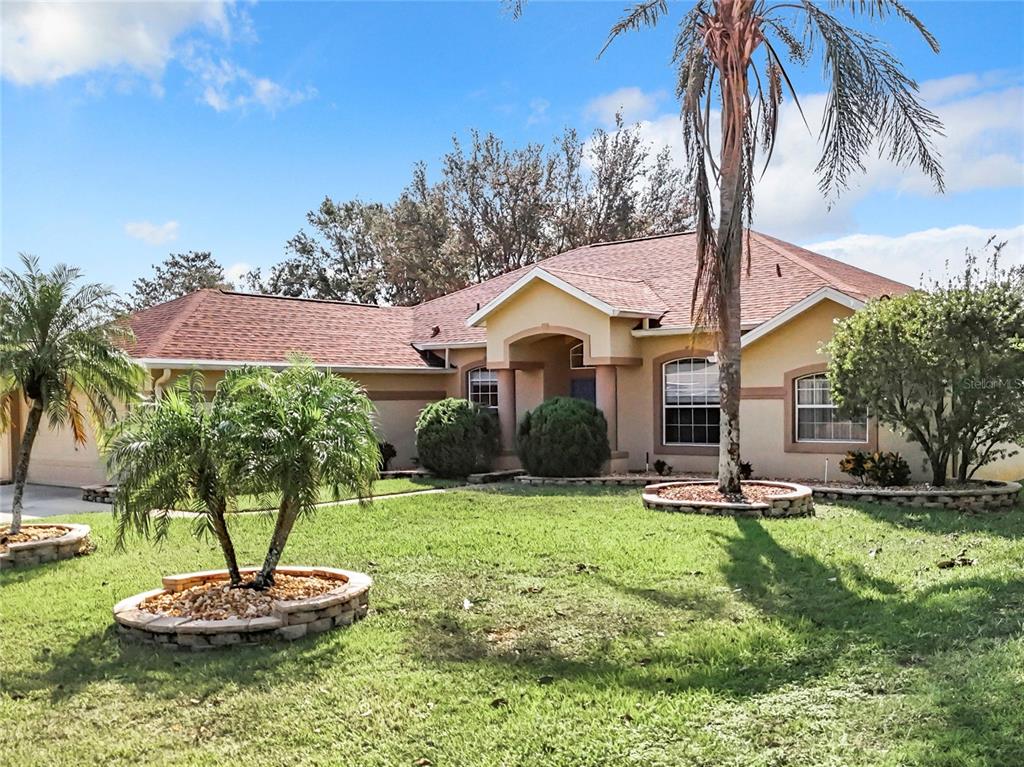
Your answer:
663,358 -> 720,445
467,368 -> 499,409
794,373 -> 867,442
569,342 -> 591,370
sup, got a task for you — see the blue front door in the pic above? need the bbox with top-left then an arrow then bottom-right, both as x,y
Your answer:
570,377 -> 596,404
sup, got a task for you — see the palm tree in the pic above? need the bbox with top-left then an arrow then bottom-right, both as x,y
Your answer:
510,0 -> 944,492
104,372 -> 242,584
0,255 -> 143,534
215,360 -> 380,590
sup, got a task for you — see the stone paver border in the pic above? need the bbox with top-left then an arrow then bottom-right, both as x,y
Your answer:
0,523 -> 92,569
642,480 -> 815,518
810,480 -> 1020,511
517,474 -> 709,487
113,565 -> 371,649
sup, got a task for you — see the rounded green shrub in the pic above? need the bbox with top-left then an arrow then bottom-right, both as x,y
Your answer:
415,398 -> 499,478
517,396 -> 610,477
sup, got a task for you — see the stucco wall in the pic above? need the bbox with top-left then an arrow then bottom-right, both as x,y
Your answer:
18,397 -> 108,487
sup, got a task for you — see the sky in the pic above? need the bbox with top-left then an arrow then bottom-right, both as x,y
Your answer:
2,0 -> 1022,295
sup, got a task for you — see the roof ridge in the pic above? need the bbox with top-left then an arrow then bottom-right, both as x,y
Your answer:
216,289 -> 393,309
145,290 -> 209,358
749,231 -> 866,298
587,230 -> 694,248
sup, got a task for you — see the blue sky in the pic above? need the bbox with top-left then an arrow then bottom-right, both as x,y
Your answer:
2,1 -> 1022,293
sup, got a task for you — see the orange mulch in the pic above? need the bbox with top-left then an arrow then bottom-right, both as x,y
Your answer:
140,573 -> 343,620
0,525 -> 69,553
656,482 -> 790,505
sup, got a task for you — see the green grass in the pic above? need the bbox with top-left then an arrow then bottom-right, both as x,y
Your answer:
230,476 -> 458,511
2,486 -> 1023,766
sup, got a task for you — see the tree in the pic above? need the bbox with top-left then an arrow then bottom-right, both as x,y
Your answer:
128,251 -> 230,310
214,361 -> 380,589
828,242 -> 1024,486
511,0 -> 944,492
104,372 -> 242,584
253,121 -> 694,304
0,255 -> 143,534
247,199 -> 389,304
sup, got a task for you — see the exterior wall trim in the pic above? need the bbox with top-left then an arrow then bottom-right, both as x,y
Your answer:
366,390 -> 446,402
782,363 -> 878,454
135,358 -> 452,374
740,287 -> 864,349
456,358 -> 488,399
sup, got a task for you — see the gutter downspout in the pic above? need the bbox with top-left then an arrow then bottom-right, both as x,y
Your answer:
153,368 -> 172,399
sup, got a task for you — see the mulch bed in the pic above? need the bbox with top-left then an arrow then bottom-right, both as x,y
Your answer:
656,482 -> 790,505
0,525 -> 69,553
140,573 -> 343,621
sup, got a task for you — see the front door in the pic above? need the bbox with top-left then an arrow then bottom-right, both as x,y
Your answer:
570,377 -> 596,404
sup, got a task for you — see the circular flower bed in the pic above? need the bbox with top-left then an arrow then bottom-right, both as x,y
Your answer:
810,479 -> 1020,512
0,523 -> 92,569
643,480 -> 814,518
113,565 -> 371,649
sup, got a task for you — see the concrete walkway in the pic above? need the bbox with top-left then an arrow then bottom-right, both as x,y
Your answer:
0,483 -> 107,525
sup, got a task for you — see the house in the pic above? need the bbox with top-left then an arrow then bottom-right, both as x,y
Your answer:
4,230 -> 1021,486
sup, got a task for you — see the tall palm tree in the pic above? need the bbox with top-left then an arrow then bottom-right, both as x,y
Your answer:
510,0 -> 944,492
0,255 -> 143,534
104,372 -> 242,584
215,360 -> 380,590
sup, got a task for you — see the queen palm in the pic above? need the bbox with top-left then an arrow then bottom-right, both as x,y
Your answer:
0,255 -> 142,534
511,0 -> 944,492
215,360 -> 380,590
104,372 -> 242,584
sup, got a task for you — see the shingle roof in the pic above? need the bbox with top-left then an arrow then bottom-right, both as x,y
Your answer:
411,230 -> 911,345
127,231 -> 911,368
128,290 -> 432,369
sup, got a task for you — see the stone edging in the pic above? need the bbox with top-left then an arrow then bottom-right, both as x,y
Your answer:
516,474 -> 707,487
642,481 -> 815,518
0,523 -> 92,569
810,480 -> 1020,511
113,565 -> 371,650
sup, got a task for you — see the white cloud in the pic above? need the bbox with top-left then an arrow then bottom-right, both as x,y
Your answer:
124,220 -> 180,246
526,97 -> 550,126
586,86 -> 664,125
224,261 -> 252,285
183,50 -> 316,113
808,224 -> 1024,287
1,1 -> 229,85
603,71 -> 1023,241
2,1 -> 313,114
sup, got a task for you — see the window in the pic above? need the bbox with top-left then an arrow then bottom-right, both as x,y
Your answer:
569,342 -> 591,370
663,358 -> 720,445
467,368 -> 498,409
794,373 -> 867,442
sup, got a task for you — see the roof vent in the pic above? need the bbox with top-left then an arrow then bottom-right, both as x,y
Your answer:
776,263 -> 782,277
431,325 -> 440,337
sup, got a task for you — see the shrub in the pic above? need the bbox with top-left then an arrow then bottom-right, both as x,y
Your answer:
517,396 -> 610,477
378,441 -> 397,472
415,398 -> 499,478
839,451 -> 869,485
739,461 -> 754,480
840,450 -> 912,487
653,459 -> 673,477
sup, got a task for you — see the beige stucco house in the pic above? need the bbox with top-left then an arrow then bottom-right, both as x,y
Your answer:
4,230 -> 1021,486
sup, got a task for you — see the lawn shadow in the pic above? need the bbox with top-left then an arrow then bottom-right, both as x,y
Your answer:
837,499 -> 1024,540
3,620 -> 352,703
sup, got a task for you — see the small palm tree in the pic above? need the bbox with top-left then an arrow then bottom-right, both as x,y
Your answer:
0,255 -> 143,534
215,360 -> 380,590
104,372 -> 242,584
509,0 -> 944,493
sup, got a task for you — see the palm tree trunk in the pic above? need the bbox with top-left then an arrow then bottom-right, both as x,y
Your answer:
714,25 -> 749,496
252,498 -> 299,589
208,498 -> 241,585
8,401 -> 42,536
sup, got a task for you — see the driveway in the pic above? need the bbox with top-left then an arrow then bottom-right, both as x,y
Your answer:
0,483 -> 108,524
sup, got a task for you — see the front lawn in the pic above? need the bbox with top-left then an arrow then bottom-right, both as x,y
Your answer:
230,476 -> 458,511
1,486 -> 1022,766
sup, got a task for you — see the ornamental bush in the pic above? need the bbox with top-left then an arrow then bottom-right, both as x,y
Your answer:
840,450 -> 911,487
517,396 -> 610,477
415,398 -> 499,478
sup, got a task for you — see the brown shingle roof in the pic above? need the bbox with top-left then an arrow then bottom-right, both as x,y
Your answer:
128,290 -> 432,369
411,230 -> 911,345
127,231 -> 911,367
